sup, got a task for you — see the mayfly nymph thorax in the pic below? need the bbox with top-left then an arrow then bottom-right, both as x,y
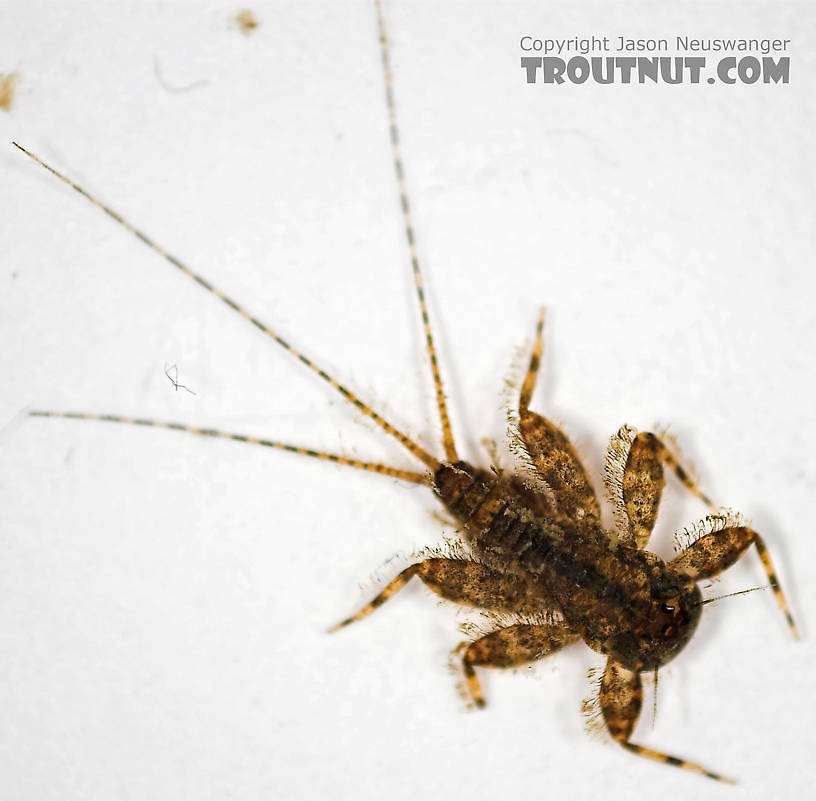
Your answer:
434,460 -> 702,672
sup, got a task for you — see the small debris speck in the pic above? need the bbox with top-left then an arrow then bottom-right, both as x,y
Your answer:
0,71 -> 18,111
236,9 -> 259,35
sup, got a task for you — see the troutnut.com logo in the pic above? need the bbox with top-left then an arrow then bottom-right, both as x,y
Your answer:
521,36 -> 791,84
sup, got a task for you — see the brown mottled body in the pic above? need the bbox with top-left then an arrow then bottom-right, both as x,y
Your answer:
15,0 -> 797,786
433,459 -> 702,673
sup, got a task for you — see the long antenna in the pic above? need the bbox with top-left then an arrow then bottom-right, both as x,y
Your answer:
374,0 -> 459,464
12,141 -> 440,473
29,411 -> 429,484
697,585 -> 770,607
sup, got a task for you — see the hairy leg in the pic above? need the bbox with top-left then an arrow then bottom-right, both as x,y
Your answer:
600,660 -> 734,783
517,309 -> 600,523
459,621 -> 577,708
607,427 -> 716,549
670,525 -> 798,638
329,557 -> 541,632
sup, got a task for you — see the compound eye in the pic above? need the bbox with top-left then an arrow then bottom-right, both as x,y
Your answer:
660,602 -> 676,614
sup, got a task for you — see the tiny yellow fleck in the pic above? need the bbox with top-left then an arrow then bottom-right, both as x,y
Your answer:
0,71 -> 19,111
236,9 -> 259,35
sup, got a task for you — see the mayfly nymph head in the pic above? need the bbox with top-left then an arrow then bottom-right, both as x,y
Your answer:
611,572 -> 703,671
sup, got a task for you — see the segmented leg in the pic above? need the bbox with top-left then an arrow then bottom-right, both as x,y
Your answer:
517,308 -> 600,522
608,427 -> 716,549
599,660 -> 735,783
460,621 -> 577,708
329,558 -> 539,632
670,525 -> 798,638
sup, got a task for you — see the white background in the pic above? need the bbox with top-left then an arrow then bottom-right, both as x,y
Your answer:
1,2 -> 815,799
